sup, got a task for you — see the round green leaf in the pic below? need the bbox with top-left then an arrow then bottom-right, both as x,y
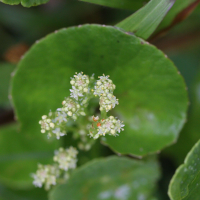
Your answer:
168,139 -> 200,200
50,156 -> 160,200
0,0 -> 49,7
11,24 -> 188,157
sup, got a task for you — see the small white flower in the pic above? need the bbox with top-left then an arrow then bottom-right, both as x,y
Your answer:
70,86 -> 83,100
99,74 -> 109,82
62,100 -> 66,105
67,146 -> 78,157
97,80 -> 101,85
55,112 -> 67,124
83,88 -> 88,92
50,123 -> 55,128
42,115 -> 47,120
115,120 -> 125,133
110,129 -> 116,135
103,121 -> 112,130
109,95 -> 119,108
93,85 -> 104,96
70,79 -> 75,85
67,111 -> 72,116
41,129 -> 45,133
32,164 -> 59,190
53,147 -> 78,171
52,128 -> 66,139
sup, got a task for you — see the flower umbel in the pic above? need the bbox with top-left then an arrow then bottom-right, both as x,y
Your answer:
39,72 -> 124,141
53,147 -> 78,171
89,116 -> 124,139
70,72 -> 90,100
93,74 -> 118,112
32,146 -> 78,190
34,72 -> 125,190
32,164 -> 60,190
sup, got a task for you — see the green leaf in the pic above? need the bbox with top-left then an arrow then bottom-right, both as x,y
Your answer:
156,0 -> 198,33
168,139 -> 200,200
11,24 -> 188,157
116,0 -> 175,40
162,47 -> 200,166
0,63 -> 15,107
0,123 -> 60,188
0,0 -> 49,7
80,0 -> 148,10
0,183 -> 47,200
50,156 -> 160,200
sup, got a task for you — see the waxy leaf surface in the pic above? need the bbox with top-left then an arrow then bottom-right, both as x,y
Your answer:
168,139 -> 200,200
0,0 -> 49,7
50,156 -> 160,200
0,124 -> 59,188
116,0 -> 175,39
11,24 -> 188,157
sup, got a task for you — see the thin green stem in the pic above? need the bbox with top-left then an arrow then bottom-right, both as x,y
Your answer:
101,110 -> 107,119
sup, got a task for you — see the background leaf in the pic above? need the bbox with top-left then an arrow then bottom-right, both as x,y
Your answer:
116,0 -> 175,39
162,62 -> 200,166
11,24 -> 188,157
50,156 -> 160,200
157,11 -> 200,165
0,123 -> 60,188
0,0 -> 49,7
168,139 -> 200,200
0,63 -> 15,107
156,0 -> 199,33
80,0 -> 148,10
0,183 -> 47,200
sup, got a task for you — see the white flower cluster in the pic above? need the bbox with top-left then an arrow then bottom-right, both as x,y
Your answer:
39,97 -> 87,139
39,113 -> 66,139
39,72 -> 124,143
39,114 -> 53,133
93,74 -> 118,112
70,72 -> 90,100
32,146 -> 78,190
32,164 -> 60,190
53,147 -> 78,171
39,72 -> 92,140
89,116 -> 124,139
57,97 -> 86,120
34,72 -> 125,191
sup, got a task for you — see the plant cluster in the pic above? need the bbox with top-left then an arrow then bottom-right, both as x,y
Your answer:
0,0 -> 199,199
33,72 -> 124,189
